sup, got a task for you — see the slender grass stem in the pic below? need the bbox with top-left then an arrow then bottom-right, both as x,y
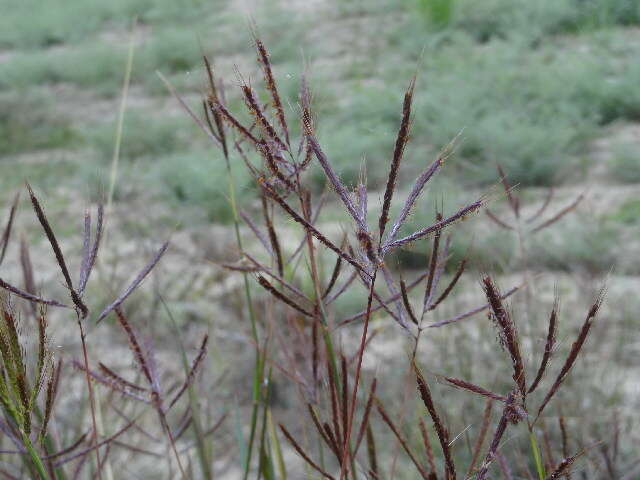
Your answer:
22,431 -> 50,480
530,430 -> 546,480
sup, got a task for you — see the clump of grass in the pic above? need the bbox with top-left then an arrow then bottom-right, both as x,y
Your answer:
608,142 -> 640,184
0,93 -> 75,156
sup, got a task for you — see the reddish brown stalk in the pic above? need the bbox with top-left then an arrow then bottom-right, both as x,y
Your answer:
77,319 -> 102,479
158,71 -> 222,148
73,361 -> 150,403
528,296 -> 559,393
0,192 -> 19,266
536,289 -> 605,419
52,421 -> 135,467
379,76 -> 415,241
444,377 -> 507,402
239,209 -> 273,255
531,194 -> 584,233
376,401 -> 431,479
98,363 -> 147,393
322,422 -> 342,461
256,275 -> 313,317
306,135 -> 366,231
482,276 -> 526,397
114,309 -> 153,385
384,199 -> 483,252
339,271 -> 429,325
211,102 -> 260,145
427,285 -> 520,328
312,320 -> 319,387
45,431 -> 89,460
0,278 -> 68,308
254,35 -> 290,147
340,267 -> 378,478
428,259 -> 466,311
419,418 -> 437,476
326,269 -> 358,305
354,378 -> 377,455
96,241 -> 169,323
26,183 -> 87,317
279,424 -> 336,480
527,187 -> 554,223
467,399 -> 493,477
496,164 -> 519,217
245,252 -> 309,300
307,405 -> 340,459
414,366 -> 456,479
476,398 -> 512,480
260,179 -> 368,277
485,209 -> 514,230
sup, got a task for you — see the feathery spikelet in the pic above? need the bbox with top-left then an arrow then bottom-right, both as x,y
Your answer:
482,276 -> 526,397
0,192 -> 19,267
254,35 -> 290,147
444,377 -> 508,402
414,365 -> 456,480
169,334 -> 209,408
400,278 -> 419,325
528,294 -> 559,393
387,135 -> 458,244
97,241 -> 169,323
379,76 -> 415,240
26,183 -> 87,318
256,276 -> 314,317
384,199 -> 483,252
279,424 -> 335,480
428,259 -> 466,311
537,288 -> 605,418
40,359 -> 61,443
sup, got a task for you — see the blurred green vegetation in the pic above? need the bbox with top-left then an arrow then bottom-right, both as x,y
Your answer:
0,0 -> 638,257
